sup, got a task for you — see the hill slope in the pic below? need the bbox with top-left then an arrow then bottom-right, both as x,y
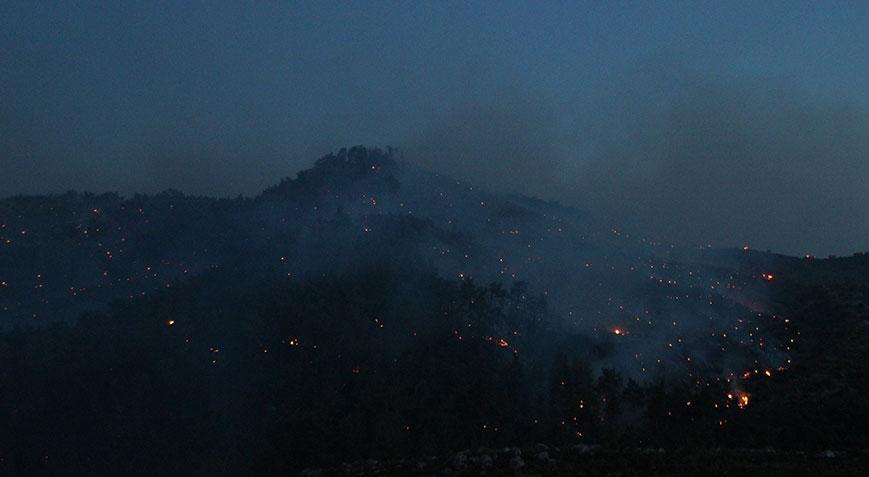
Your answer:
0,147 -> 866,475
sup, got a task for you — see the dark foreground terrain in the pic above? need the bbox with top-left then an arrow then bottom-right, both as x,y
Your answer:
310,446 -> 869,476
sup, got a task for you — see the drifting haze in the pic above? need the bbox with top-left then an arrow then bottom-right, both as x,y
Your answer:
2,1 -> 867,255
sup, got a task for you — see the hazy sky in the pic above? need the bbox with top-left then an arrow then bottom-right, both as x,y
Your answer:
2,1 -> 867,256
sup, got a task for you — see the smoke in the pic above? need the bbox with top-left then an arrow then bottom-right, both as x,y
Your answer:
571,72 -> 869,257
2,45 -> 866,256
398,67 -> 869,257
400,88 -> 565,196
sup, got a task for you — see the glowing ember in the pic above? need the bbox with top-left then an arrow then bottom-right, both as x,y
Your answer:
761,273 -> 775,281
612,328 -> 622,335
167,320 -> 175,326
728,391 -> 751,409
497,339 -> 509,348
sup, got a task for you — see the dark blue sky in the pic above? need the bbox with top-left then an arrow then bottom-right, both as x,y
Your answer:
2,1 -> 867,255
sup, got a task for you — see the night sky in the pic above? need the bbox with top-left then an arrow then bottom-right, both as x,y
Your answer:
2,1 -> 867,256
